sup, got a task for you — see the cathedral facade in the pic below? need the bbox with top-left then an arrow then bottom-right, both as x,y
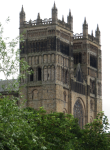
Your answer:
19,2 -> 102,128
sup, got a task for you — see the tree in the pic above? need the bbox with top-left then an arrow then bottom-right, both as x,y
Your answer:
0,19 -> 110,150
0,18 -> 32,93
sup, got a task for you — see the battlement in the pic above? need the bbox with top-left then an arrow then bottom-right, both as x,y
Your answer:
21,18 -> 71,31
23,18 -> 52,27
73,32 -> 99,44
73,33 -> 83,39
20,3 -> 73,32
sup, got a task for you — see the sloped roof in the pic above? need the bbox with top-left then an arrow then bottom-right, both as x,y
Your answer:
0,79 -> 19,92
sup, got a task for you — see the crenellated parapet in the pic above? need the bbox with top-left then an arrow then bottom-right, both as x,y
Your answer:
23,18 -> 52,27
20,2 -> 73,32
73,33 -> 83,39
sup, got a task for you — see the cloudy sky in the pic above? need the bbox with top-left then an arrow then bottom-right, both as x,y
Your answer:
0,0 -> 110,131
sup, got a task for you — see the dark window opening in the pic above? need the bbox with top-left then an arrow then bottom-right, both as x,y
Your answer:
22,43 -> 24,53
74,53 -> 82,64
30,43 -> 32,53
90,55 -> 97,68
63,91 -> 66,101
30,71 -> 33,81
33,43 -> 35,52
60,41 -> 69,56
38,68 -> 41,81
36,42 -> 38,52
20,43 -> 25,54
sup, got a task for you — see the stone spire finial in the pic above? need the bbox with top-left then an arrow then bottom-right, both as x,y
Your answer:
84,17 -> 87,24
21,5 -> 24,12
97,24 -> 99,31
37,13 -> 40,19
83,17 -> 88,39
62,15 -> 64,22
69,9 -> 71,16
95,24 -> 100,44
53,1 -> 57,9
20,5 -> 25,14
20,5 -> 26,26
91,30 -> 93,36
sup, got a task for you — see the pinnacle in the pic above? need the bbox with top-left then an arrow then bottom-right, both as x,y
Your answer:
37,13 -> 40,19
53,1 -> 56,9
91,30 -> 93,36
62,15 -> 64,22
84,17 -> 86,24
69,9 -> 71,16
21,5 -> 24,13
97,24 -> 99,31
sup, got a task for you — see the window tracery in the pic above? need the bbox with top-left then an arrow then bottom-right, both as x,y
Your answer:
73,99 -> 84,129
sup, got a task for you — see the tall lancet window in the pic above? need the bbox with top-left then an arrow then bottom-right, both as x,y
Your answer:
30,68 -> 34,81
38,67 -> 41,81
73,99 -> 84,129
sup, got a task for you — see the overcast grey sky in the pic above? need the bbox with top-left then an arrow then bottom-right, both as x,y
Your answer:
0,0 -> 110,131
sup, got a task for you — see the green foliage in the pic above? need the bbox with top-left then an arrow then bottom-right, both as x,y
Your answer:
0,96 -> 47,150
0,18 -> 31,92
0,96 -> 110,150
0,18 -> 110,150
23,108 -> 82,149
23,107 -> 110,150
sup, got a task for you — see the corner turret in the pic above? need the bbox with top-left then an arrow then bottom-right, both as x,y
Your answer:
62,15 -> 64,22
83,17 -> 88,39
20,5 -> 26,27
91,30 -> 94,41
95,24 -> 100,44
52,2 -> 58,24
67,9 -> 73,31
37,13 -> 42,24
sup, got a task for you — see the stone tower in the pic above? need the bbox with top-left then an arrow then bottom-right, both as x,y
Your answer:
19,3 -> 102,128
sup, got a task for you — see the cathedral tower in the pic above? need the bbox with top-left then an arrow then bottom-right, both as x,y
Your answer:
19,3 -> 102,128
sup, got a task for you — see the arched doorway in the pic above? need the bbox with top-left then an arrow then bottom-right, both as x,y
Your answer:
73,98 -> 84,129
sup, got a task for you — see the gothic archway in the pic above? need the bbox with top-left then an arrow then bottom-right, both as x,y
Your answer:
73,98 -> 84,129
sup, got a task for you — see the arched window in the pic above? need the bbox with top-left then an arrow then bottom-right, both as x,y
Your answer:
36,42 -> 38,52
73,99 -> 84,129
90,99 -> 94,111
33,43 -> 35,52
32,89 -> 38,100
38,67 -> 41,81
63,91 -> 66,102
30,43 -> 32,53
30,68 -> 34,81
